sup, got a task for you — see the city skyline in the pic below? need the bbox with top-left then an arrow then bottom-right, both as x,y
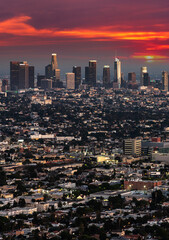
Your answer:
1,0 -> 169,75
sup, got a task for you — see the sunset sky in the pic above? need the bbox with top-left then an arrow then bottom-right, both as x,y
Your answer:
1,0 -> 169,77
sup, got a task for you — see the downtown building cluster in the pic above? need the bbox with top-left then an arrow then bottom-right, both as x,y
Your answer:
8,53 -> 169,92
7,53 -> 169,92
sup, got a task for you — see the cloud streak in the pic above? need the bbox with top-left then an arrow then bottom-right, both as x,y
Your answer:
2,15 -> 169,42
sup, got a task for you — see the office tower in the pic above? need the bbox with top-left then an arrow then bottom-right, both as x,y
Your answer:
45,64 -> 52,79
85,60 -> 97,87
51,53 -> 58,71
162,71 -> 168,91
66,73 -> 75,90
10,61 -> 35,90
143,73 -> 150,86
103,65 -> 110,88
123,138 -> 141,156
55,69 -> 60,81
114,58 -> 121,88
18,62 -> 29,89
10,61 -> 20,90
41,79 -> 53,90
128,72 -> 136,83
2,79 -> 8,92
140,67 -> 147,85
45,54 -> 62,88
73,66 -> 81,89
37,74 -> 45,88
29,66 -> 34,88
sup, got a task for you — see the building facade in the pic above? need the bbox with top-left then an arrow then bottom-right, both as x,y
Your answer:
140,67 -> 147,86
124,138 -> 141,156
66,73 -> 75,90
73,66 -> 81,89
103,65 -> 110,88
114,58 -> 121,88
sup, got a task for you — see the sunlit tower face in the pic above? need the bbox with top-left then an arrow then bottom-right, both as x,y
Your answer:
51,53 -> 58,71
114,58 -> 121,88
140,66 -> 147,86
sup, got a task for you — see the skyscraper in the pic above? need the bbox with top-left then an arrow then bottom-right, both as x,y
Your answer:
10,61 -> 20,90
51,53 -> 58,71
10,61 -> 35,90
37,74 -> 45,88
140,67 -> 147,86
2,79 -> 9,92
45,64 -> 52,79
66,73 -> 75,90
85,60 -> 97,87
114,58 -> 121,88
29,66 -> 35,88
41,79 -> 53,90
18,62 -> 29,89
162,71 -> 168,91
45,53 -> 62,88
143,73 -> 150,86
103,65 -> 110,88
128,72 -> 136,83
73,66 -> 81,89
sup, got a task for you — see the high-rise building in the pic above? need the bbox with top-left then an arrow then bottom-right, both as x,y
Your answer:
37,74 -> 45,88
18,62 -> 29,89
2,79 -> 9,92
45,54 -> 62,88
10,61 -> 20,90
103,65 -> 110,88
66,73 -> 75,90
143,73 -> 150,86
45,64 -> 52,79
41,79 -> 53,90
114,58 -> 121,88
162,71 -> 168,91
128,72 -> 136,83
85,60 -> 97,87
123,138 -> 141,156
29,66 -> 34,88
140,67 -> 147,85
51,53 -> 58,71
73,66 -> 81,89
10,61 -> 35,90
55,69 -> 60,81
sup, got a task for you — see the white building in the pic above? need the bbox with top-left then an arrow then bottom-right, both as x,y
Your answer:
66,73 -> 75,90
124,138 -> 141,156
140,66 -> 147,86
114,58 -> 121,88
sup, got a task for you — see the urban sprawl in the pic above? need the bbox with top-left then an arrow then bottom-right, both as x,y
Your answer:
0,54 -> 169,240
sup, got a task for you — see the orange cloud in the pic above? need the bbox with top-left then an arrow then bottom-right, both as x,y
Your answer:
1,15 -> 169,46
146,45 -> 169,50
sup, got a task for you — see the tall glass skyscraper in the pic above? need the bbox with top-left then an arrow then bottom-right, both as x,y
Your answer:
114,58 -> 121,88
140,66 -> 147,86
103,65 -> 110,88
85,60 -> 97,87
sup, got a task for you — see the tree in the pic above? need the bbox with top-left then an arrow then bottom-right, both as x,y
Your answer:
60,230 -> 72,240
18,198 -> 26,208
152,190 -> 166,204
58,201 -> 62,208
0,167 -> 6,186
